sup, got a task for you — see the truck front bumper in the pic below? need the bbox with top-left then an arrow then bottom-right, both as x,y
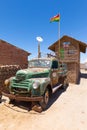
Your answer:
2,92 -> 43,102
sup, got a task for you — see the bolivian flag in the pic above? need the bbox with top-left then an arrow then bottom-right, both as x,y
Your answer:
50,14 -> 60,22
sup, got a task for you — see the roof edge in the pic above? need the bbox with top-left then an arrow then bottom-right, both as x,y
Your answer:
0,39 -> 31,55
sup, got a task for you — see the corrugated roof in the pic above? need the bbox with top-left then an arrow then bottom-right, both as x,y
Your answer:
48,35 -> 87,53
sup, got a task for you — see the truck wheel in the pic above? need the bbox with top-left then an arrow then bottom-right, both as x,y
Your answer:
39,88 -> 49,110
0,95 -> 2,103
62,77 -> 69,89
9,99 -> 15,104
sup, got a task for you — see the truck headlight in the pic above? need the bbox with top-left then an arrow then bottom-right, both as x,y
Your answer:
52,72 -> 57,77
4,79 -> 10,87
33,82 -> 40,89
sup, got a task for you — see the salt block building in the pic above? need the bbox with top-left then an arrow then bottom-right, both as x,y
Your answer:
0,39 -> 30,69
48,35 -> 87,84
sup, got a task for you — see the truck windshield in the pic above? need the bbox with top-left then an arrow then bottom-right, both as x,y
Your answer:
29,59 -> 51,68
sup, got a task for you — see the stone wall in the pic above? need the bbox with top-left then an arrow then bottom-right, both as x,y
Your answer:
0,65 -> 20,93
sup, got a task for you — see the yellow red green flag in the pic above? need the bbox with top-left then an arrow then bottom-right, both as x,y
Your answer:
50,14 -> 60,22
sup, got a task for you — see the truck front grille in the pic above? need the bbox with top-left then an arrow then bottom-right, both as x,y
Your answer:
11,79 -> 32,95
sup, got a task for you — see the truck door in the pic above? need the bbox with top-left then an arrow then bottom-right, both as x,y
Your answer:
51,60 -> 59,86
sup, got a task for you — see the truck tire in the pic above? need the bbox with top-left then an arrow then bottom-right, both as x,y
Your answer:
39,88 -> 49,110
9,99 -> 15,104
62,77 -> 69,89
0,95 -> 2,103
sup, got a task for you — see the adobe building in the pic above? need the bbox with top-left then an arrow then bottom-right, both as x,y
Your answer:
48,35 -> 87,84
0,39 -> 30,68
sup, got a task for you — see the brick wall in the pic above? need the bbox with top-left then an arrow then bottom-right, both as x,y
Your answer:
0,40 -> 29,69
67,62 -> 80,84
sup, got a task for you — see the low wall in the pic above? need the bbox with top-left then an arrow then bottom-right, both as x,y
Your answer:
0,65 -> 20,93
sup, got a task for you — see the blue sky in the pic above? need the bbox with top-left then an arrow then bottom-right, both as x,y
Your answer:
0,0 -> 87,63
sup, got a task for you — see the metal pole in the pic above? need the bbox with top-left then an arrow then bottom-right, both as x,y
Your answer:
38,42 -> 41,58
58,14 -> 60,60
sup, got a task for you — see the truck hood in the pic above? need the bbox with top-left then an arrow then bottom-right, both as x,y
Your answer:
16,68 -> 50,80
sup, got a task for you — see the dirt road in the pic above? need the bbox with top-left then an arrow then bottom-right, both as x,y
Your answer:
0,69 -> 87,130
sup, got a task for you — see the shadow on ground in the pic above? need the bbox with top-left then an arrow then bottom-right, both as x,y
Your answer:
80,72 -> 87,79
46,87 -> 68,110
3,87 -> 68,113
77,71 -> 87,84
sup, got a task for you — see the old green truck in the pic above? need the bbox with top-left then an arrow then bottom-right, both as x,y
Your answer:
2,57 -> 68,112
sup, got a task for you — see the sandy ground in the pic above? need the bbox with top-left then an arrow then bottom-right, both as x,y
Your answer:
0,69 -> 87,130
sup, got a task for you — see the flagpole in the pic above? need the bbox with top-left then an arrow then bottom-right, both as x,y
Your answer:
58,14 -> 60,60
50,13 -> 60,59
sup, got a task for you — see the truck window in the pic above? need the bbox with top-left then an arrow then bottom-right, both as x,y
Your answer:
52,61 -> 58,69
